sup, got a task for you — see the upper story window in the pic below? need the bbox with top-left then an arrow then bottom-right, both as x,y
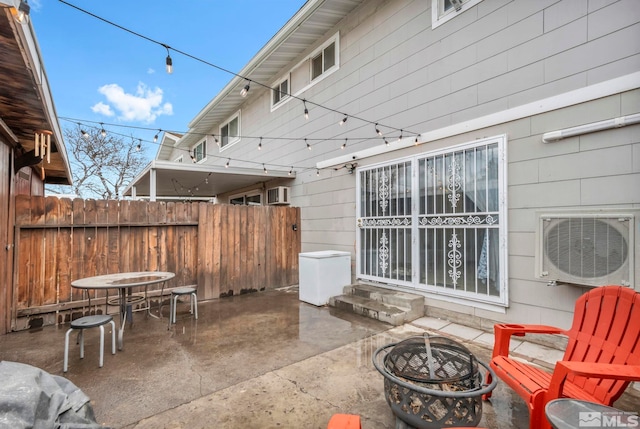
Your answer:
192,140 -> 206,163
311,40 -> 336,81
272,77 -> 289,107
220,111 -> 240,150
431,0 -> 482,29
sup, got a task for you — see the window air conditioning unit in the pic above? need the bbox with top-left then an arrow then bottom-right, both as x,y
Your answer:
537,213 -> 635,287
267,186 -> 290,205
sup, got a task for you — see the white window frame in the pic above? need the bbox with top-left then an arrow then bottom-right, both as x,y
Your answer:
229,189 -> 263,206
219,111 -> 241,151
431,0 -> 482,29
287,32 -> 340,98
355,134 -> 508,311
192,140 -> 206,163
271,75 -> 290,110
310,35 -> 338,83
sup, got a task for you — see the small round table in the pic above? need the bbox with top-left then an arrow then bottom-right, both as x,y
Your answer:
545,398 -> 631,429
71,271 -> 175,350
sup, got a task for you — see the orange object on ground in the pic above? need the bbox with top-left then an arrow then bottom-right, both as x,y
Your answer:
484,286 -> 640,429
327,414 -> 362,429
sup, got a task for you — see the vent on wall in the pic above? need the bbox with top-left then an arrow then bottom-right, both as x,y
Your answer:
267,186 -> 290,205
538,214 -> 635,287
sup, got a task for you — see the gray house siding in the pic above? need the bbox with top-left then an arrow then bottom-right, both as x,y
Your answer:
160,0 -> 639,325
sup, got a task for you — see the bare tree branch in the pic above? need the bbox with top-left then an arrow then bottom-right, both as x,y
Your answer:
47,125 -> 148,199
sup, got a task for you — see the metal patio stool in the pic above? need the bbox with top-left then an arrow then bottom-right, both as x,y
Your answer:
168,286 -> 198,328
64,314 -> 116,373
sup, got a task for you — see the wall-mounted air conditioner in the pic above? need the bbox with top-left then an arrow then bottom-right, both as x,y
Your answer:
267,186 -> 290,205
537,213 -> 635,287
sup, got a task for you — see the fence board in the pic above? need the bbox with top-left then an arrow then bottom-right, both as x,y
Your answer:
10,197 -> 299,331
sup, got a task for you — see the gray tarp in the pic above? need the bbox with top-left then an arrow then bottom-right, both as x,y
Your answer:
0,361 -> 107,429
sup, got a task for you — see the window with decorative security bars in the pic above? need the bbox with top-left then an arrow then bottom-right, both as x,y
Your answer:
356,136 -> 507,305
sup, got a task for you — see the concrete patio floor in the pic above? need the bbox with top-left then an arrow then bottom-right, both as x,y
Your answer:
0,286 -> 638,428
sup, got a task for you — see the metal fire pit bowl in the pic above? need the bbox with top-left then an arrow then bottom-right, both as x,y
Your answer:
373,334 -> 497,429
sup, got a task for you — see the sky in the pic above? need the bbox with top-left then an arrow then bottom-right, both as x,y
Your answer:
29,0 -> 308,160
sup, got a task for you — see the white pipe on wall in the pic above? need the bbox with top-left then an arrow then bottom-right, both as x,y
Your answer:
542,113 -> 640,143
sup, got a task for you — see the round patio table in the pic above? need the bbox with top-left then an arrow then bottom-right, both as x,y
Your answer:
545,398 -> 630,429
71,271 -> 175,350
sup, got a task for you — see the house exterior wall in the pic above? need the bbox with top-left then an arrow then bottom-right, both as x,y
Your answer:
173,0 -> 640,326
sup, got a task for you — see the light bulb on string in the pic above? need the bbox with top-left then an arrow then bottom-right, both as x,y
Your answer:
397,129 -> 403,142
316,169 -> 320,177
341,138 -> 347,150
263,163 -> 268,174
100,123 -> 106,137
384,138 -> 389,146
153,130 -> 160,143
240,80 -> 250,97
288,167 -> 293,176
303,100 -> 309,120
375,123 -> 383,136
258,137 -> 262,150
339,115 -> 348,126
164,45 -> 173,74
225,158 -> 230,168
306,138 -> 311,150
136,139 -> 142,151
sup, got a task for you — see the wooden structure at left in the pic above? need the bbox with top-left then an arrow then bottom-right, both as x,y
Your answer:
10,196 -> 301,332
0,1 -> 74,335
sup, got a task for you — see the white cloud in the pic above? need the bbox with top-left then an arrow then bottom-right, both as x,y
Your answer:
93,82 -> 173,123
147,68 -> 156,74
91,102 -> 114,116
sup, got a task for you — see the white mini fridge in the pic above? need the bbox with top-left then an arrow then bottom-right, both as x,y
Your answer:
298,250 -> 351,306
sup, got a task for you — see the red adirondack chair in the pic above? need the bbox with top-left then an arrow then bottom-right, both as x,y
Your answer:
484,286 -> 640,429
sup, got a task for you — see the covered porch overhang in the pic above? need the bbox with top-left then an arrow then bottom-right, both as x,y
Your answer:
123,160 -> 293,201
0,0 -> 72,185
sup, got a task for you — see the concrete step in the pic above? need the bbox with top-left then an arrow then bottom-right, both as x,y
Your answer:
329,284 -> 424,326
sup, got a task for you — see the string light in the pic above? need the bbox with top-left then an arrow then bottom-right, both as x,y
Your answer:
414,136 -> 419,146
288,167 -> 293,176
153,130 -> 160,142
303,100 -> 309,120
136,139 -> 142,151
58,2 -> 420,142
15,0 -> 30,24
163,45 -> 173,74
375,123 -> 383,136
316,169 -> 320,176
225,158 -> 230,168
100,123 -> 106,137
397,129 -> 403,142
263,163 -> 268,174
384,138 -> 389,146
339,115 -> 348,126
258,137 -> 262,150
81,129 -> 89,139
240,80 -> 250,97
341,138 -> 347,150
306,138 -> 311,150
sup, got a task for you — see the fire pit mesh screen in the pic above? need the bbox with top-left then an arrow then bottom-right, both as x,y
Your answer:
374,334 -> 496,428
385,336 -> 478,385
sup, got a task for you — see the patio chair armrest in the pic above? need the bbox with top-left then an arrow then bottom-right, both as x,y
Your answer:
492,324 -> 565,358
546,361 -> 640,401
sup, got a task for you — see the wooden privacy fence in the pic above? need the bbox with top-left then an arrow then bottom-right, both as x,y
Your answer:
11,195 -> 300,331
